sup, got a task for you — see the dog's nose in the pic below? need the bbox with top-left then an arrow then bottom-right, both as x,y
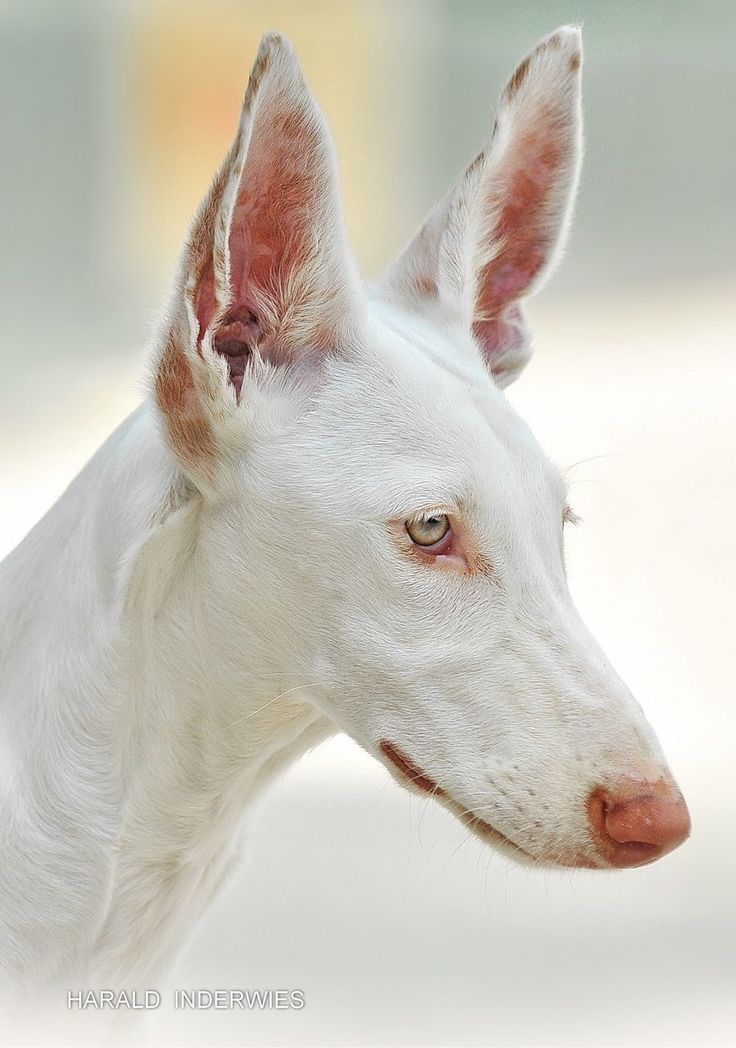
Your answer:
587,778 -> 691,867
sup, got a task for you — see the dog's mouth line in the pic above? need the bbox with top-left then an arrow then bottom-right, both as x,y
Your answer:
378,739 -> 535,862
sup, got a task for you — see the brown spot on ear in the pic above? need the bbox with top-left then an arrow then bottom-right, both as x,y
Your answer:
466,150 -> 486,178
569,51 -> 581,72
505,32 -> 578,102
156,328 -> 215,474
505,54 -> 532,100
243,39 -> 273,115
413,274 -> 439,299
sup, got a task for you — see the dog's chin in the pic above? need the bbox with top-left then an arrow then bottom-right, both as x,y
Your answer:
379,739 -> 601,870
442,791 -> 600,869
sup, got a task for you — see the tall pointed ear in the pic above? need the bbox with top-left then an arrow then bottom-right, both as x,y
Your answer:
154,33 -> 361,492
377,26 -> 583,387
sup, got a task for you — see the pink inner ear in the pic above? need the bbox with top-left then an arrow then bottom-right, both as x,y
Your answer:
229,106 -> 323,306
475,130 -> 562,339
472,304 -> 526,373
192,103 -> 328,393
233,111 -> 322,312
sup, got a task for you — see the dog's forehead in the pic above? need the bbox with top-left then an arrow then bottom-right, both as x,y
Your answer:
366,299 -> 491,391
307,306 -> 563,509
358,307 -> 553,469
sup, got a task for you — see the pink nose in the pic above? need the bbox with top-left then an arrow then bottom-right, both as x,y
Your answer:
588,778 -> 691,867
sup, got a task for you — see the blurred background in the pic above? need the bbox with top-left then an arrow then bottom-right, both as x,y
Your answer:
1,1 -> 734,1045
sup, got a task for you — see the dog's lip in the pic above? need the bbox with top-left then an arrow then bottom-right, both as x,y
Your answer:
378,739 -> 533,860
379,739 -> 445,797
378,739 -> 600,869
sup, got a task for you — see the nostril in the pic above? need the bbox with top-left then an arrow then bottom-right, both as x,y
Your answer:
605,793 -> 690,849
588,778 -> 691,868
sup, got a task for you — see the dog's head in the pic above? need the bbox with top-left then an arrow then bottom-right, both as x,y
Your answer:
153,29 -> 690,869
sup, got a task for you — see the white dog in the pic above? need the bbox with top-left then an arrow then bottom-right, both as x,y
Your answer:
0,26 -> 690,1004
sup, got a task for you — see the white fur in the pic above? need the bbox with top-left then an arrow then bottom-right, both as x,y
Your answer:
0,26 -> 675,1009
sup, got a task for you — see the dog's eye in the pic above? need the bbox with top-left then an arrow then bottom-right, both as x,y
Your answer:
406,514 -> 451,547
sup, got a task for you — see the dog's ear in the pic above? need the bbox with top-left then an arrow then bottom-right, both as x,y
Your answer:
154,33 -> 361,492
377,26 -> 582,388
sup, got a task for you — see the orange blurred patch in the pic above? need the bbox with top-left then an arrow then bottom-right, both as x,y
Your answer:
129,1 -> 397,279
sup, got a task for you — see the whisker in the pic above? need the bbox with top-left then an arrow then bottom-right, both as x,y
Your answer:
562,451 -> 626,476
228,682 -> 318,727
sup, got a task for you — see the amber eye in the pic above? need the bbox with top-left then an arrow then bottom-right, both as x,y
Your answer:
406,514 -> 451,547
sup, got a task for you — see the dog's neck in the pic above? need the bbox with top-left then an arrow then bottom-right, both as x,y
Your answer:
0,402 -> 333,989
